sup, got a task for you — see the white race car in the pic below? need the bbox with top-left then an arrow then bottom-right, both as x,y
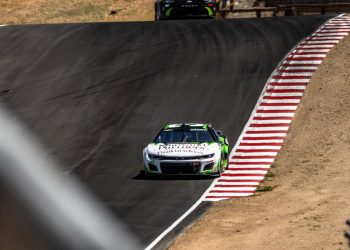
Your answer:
143,123 -> 229,176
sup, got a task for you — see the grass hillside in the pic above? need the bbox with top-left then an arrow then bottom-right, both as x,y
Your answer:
0,0 -> 154,24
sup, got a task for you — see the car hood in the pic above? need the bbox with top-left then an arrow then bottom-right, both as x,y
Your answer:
146,142 -> 219,156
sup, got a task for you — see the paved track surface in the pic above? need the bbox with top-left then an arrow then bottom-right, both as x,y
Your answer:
0,16 -> 331,248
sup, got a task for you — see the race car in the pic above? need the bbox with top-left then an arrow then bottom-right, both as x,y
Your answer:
143,123 -> 229,176
154,0 -> 217,21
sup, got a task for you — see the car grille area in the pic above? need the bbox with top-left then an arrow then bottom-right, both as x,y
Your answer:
160,162 -> 201,174
148,163 -> 158,172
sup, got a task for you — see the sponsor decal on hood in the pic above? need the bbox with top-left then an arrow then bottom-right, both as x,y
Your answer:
147,143 -> 218,156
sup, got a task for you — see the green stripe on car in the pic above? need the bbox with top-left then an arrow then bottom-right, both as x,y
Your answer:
205,7 -> 213,16
165,8 -> 173,17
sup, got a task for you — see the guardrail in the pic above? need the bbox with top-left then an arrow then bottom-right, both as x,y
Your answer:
261,0 -> 350,7
217,6 -> 278,18
0,105 -> 139,249
217,2 -> 350,18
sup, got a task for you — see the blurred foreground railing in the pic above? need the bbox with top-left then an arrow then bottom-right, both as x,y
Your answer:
0,104 -> 139,250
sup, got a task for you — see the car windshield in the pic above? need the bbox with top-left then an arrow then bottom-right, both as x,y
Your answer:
154,127 -> 215,143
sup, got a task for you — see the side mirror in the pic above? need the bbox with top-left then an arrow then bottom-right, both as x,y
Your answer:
216,130 -> 222,135
220,135 -> 227,141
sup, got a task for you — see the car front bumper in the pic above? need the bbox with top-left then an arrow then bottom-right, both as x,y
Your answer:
162,4 -> 216,18
143,153 -> 220,175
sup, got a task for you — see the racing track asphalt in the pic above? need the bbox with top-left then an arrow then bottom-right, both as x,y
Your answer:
0,15 -> 333,249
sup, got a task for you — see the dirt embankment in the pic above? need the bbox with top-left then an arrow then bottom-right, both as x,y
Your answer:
171,30 -> 350,250
0,0 -> 261,24
0,0 -> 154,24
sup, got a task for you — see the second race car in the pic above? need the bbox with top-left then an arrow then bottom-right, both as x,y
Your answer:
155,0 -> 217,20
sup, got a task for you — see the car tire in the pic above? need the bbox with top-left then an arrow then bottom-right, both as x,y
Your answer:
224,151 -> 229,170
212,157 -> 222,177
154,3 -> 158,21
154,3 -> 163,21
217,166 -> 222,176
220,151 -> 227,171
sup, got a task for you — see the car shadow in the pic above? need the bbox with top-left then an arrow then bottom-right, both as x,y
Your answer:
132,170 -> 215,181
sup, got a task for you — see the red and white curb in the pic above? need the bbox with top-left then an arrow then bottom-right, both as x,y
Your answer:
204,14 -> 350,202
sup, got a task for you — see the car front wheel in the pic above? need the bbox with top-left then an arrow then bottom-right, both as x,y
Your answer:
154,3 -> 163,21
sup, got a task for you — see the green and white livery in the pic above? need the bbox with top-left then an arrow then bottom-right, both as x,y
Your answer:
143,123 -> 229,176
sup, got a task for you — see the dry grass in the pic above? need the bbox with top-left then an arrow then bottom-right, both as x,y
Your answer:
0,0 -> 154,24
